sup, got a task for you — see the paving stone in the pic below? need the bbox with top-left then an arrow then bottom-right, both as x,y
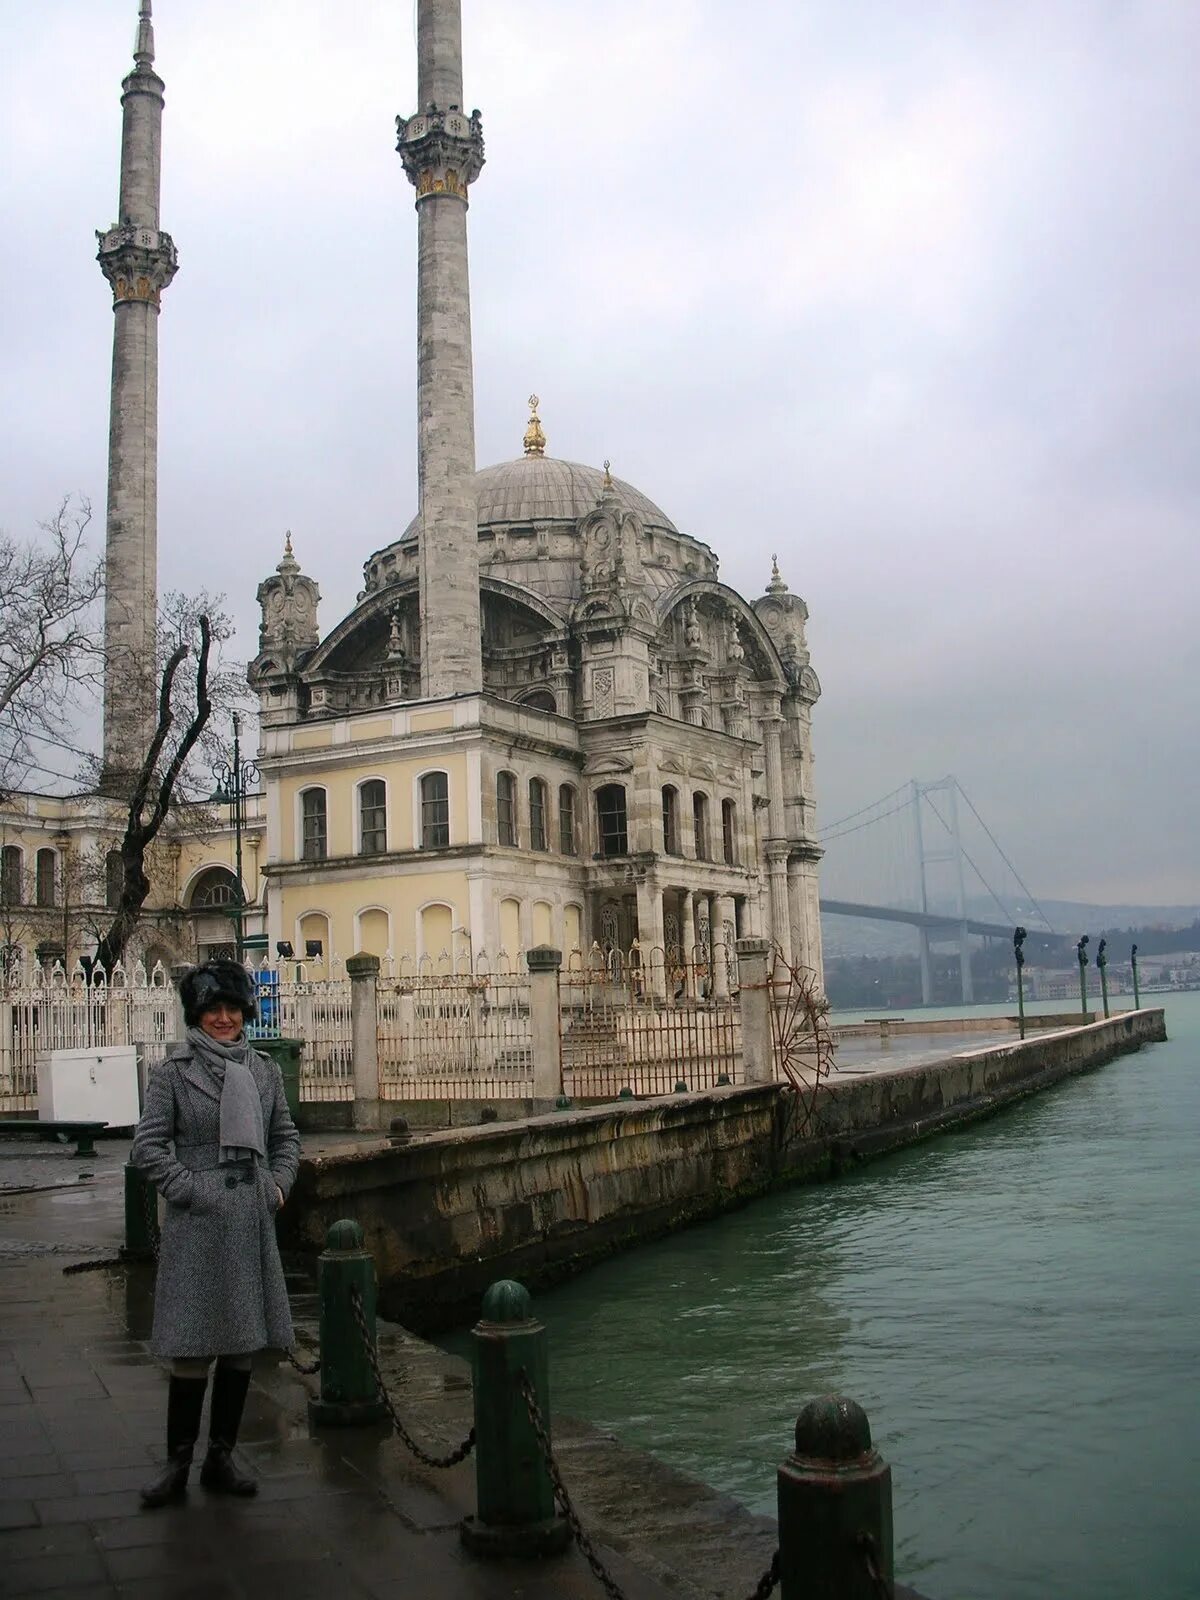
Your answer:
2,1547 -> 110,1593
0,1499 -> 40,1529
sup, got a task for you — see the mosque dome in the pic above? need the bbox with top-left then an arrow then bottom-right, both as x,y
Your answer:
361,401 -> 716,603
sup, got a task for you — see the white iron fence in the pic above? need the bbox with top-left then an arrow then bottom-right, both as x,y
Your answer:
377,952 -> 533,1101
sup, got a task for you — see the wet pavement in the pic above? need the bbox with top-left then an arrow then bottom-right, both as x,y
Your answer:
0,1143 -> 776,1599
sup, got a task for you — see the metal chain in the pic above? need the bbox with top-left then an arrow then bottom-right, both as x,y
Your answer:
348,1285 -> 475,1469
857,1532 -> 894,1599
517,1370 -> 779,1600
283,1347 -> 321,1375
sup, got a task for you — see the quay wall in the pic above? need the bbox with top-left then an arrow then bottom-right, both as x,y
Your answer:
280,1009 -> 1166,1332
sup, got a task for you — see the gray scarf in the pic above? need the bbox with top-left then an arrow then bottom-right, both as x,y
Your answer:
185,1026 -> 266,1164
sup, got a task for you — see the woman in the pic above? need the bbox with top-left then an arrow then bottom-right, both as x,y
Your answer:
132,960 -> 301,1509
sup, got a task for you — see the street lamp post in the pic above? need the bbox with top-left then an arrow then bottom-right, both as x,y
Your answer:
1131,942 -> 1140,1009
1076,935 -> 1090,1018
1097,937 -> 1110,1018
1013,926 -> 1027,1039
211,713 -> 259,963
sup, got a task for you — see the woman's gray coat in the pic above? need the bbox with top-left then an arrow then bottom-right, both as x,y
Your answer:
131,1045 -> 302,1360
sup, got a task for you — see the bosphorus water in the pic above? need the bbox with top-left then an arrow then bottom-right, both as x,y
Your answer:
497,995 -> 1200,1599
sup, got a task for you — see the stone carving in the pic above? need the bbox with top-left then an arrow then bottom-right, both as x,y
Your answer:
96,224 -> 178,306
396,105 -> 485,202
255,534 -> 321,666
592,666 -> 615,718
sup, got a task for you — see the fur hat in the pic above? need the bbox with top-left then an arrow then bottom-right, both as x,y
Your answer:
179,961 -> 258,1027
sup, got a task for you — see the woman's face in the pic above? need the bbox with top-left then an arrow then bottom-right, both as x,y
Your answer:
198,1000 -> 245,1043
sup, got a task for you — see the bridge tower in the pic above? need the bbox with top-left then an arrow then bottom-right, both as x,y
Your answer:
910,778 -> 974,1006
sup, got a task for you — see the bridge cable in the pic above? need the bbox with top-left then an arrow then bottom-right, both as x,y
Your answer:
819,782 -> 911,836
819,795 -> 912,844
953,780 -> 1054,932
921,792 -> 1016,926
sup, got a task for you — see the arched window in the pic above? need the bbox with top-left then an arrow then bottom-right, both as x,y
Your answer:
520,691 -> 556,714
497,771 -> 517,847
693,792 -> 710,861
558,785 -> 577,855
1,845 -> 23,906
529,778 -> 548,851
35,848 -> 56,908
301,788 -> 327,861
359,780 -> 387,855
189,867 -> 239,908
105,850 -> 124,909
298,912 -> 330,964
722,799 -> 737,865
420,771 -> 450,848
661,786 -> 679,854
596,785 -> 628,857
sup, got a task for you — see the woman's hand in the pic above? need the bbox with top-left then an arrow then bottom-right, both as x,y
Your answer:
275,1185 -> 285,1210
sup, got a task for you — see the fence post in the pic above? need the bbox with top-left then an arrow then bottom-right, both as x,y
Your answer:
346,953 -> 382,1132
308,1219 -> 388,1427
778,1396 -> 893,1600
460,1279 -> 570,1558
525,947 -> 562,1102
737,938 -> 774,1084
169,963 -> 190,1043
120,1161 -> 159,1262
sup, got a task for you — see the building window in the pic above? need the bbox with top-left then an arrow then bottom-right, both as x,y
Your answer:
661,786 -> 679,854
693,792 -> 710,861
596,785 -> 628,857
421,771 -> 450,849
497,771 -> 517,847
35,849 -> 56,909
301,788 -> 327,861
359,780 -> 387,855
190,867 -> 239,909
1,846 -> 22,906
559,785 -> 577,856
105,850 -> 123,909
529,778 -> 548,851
722,799 -> 737,865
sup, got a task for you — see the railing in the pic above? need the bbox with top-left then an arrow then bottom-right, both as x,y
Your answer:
250,966 -> 353,1102
559,943 -> 741,1099
0,958 -> 175,1113
377,953 -> 534,1100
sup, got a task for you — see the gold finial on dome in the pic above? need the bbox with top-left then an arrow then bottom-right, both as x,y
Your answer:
602,458 -> 614,489
523,394 -> 546,457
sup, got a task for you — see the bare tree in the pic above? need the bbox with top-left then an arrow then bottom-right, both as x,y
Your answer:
0,497 -> 104,797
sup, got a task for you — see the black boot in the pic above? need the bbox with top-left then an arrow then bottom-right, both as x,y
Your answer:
140,1375 -> 207,1509
199,1364 -> 257,1496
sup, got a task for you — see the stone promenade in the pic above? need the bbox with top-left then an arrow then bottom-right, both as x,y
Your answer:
0,1139 -> 777,1600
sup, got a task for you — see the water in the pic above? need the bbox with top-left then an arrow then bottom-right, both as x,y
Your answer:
456,995 -> 1200,1599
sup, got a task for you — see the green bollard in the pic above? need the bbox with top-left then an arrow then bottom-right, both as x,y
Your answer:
120,1160 -> 159,1263
778,1397 -> 893,1600
673,1080 -> 689,1093
308,1219 -> 388,1427
460,1280 -> 569,1558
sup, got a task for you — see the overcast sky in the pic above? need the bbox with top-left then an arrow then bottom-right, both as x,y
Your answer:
1,1 -> 1197,905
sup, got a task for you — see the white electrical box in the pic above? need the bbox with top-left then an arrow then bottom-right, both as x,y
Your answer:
36,1046 -> 141,1128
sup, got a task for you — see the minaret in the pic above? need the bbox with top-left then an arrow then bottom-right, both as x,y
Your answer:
396,0 -> 485,698
95,1 -> 177,792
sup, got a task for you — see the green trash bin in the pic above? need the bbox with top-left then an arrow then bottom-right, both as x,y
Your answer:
254,1036 -> 303,1121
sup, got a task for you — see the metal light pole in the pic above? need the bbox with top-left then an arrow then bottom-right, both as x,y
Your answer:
211,713 -> 259,963
1013,926 -> 1027,1039
1097,937 -> 1110,1018
1076,935 -> 1090,1017
1131,942 -> 1140,1009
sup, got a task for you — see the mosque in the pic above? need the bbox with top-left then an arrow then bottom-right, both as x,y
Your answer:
0,1 -> 825,990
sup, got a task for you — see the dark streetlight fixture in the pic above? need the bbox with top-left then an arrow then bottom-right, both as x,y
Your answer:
1076,935 -> 1090,1017
1096,937 -> 1110,1018
1131,942 -> 1140,1009
1013,926 -> 1027,1039
211,712 -> 259,963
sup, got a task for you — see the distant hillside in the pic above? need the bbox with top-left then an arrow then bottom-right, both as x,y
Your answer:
821,897 -> 1200,958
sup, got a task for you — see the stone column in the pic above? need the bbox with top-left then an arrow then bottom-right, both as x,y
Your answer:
526,946 -> 562,1101
96,3 -> 178,792
713,893 -> 735,1000
635,878 -> 666,998
736,938 -> 774,1085
397,1 -> 485,700
347,953 -> 382,1132
765,842 -> 792,966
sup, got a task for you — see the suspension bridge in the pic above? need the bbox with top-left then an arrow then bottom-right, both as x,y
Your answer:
817,777 -> 1065,1004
